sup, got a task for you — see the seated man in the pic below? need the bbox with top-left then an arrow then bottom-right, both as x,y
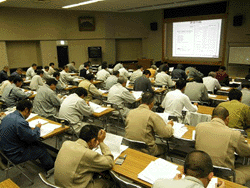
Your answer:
42,66 -> 53,81
134,70 -> 154,93
147,65 -> 157,78
0,66 -> 9,84
0,100 -> 54,171
241,80 -> 250,106
216,66 -> 229,86
130,65 -> 143,84
54,125 -> 114,188
67,61 -> 77,73
33,78 -> 61,118
185,67 -> 204,80
125,92 -> 174,156
10,68 -> 23,79
48,62 -> 56,76
60,65 -> 75,85
105,71 -> 119,90
113,62 -> 123,72
53,71 -> 67,91
155,66 -> 175,87
26,63 -> 37,80
2,77 -> 33,108
153,150 -> 225,188
118,67 -> 130,79
184,76 -> 209,102
162,79 -> 198,117
79,61 -> 90,78
59,87 -> 93,133
30,70 -> 44,90
196,106 -> 250,185
78,73 -> 102,104
218,89 -> 250,137
96,63 -> 110,81
203,72 -> 221,93
171,64 -> 186,80
0,75 -> 15,96
108,76 -> 136,117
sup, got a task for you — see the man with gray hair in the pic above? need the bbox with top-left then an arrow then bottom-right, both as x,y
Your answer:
203,71 -> 221,93
107,76 -> 136,117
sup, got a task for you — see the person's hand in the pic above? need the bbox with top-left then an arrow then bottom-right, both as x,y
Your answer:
98,129 -> 106,143
168,120 -> 174,126
173,173 -> 182,180
31,91 -> 34,94
216,181 -> 226,188
36,123 -> 42,129
86,101 -> 89,105
194,102 -> 198,107
0,112 -> 6,117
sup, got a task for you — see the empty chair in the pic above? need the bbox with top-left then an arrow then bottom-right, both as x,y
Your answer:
39,173 -> 61,188
213,165 -> 236,182
122,138 -> 149,154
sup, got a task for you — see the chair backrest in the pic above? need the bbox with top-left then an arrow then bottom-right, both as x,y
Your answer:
170,137 -> 195,158
110,171 -> 142,188
38,173 -> 61,188
213,166 -> 236,182
168,115 -> 178,122
122,138 -> 148,151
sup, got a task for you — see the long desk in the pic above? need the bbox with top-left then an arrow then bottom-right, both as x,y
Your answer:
112,148 -> 247,188
0,178 -> 20,188
197,105 -> 214,115
208,94 -> 228,101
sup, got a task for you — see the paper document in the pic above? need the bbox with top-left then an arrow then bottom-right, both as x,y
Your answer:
220,86 -> 231,90
192,130 -> 196,140
172,122 -> 188,138
73,78 -> 83,82
29,119 -> 48,128
131,91 -> 143,100
99,89 -> 108,94
40,123 -> 61,137
207,178 -> 218,188
89,102 -> 107,113
169,67 -> 174,72
208,94 -> 217,98
95,133 -> 128,159
138,158 -> 179,184
26,113 -> 38,121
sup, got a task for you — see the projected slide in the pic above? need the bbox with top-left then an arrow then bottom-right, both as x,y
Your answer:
173,19 -> 222,58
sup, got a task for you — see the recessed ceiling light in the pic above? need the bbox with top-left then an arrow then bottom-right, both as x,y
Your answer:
62,0 -> 103,9
0,0 -> 6,3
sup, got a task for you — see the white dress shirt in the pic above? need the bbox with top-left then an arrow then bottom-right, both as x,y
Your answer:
0,80 -> 11,95
26,67 -> 36,80
241,88 -> 250,106
60,70 -> 74,85
203,76 -> 221,93
118,68 -> 130,78
155,72 -> 175,87
96,69 -> 110,81
130,69 -> 143,84
161,89 -> 198,117
113,63 -> 123,72
30,75 -> 44,90
48,66 -> 55,75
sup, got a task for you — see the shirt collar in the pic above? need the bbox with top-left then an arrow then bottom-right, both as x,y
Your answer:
184,176 -> 204,187
14,110 -> 25,120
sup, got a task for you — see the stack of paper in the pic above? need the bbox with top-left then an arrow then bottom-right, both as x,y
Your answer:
26,113 -> 38,121
73,78 -> 83,82
29,119 -> 48,128
89,102 -> 107,113
131,91 -> 143,100
172,122 -> 188,138
220,86 -> 231,90
95,133 -> 128,160
138,158 -> 180,184
40,123 -> 61,137
99,89 -> 108,94
208,94 -> 217,98
207,178 -> 218,188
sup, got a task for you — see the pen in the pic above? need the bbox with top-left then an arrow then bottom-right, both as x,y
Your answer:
123,154 -> 127,160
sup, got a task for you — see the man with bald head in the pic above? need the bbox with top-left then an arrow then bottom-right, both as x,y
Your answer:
195,106 -> 250,185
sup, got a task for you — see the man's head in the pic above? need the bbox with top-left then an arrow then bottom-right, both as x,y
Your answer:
84,62 -> 90,69
193,76 -> 203,83
137,65 -> 143,71
49,62 -> 55,68
73,87 -> 88,99
13,77 -> 23,87
242,80 -> 250,89
117,76 -> 127,87
141,92 -> 155,110
16,68 -> 23,75
8,76 -> 16,83
212,106 -> 229,126
219,66 -> 226,72
79,125 -> 101,149
32,64 -> 37,70
151,65 -> 157,70
162,66 -> 169,73
17,99 -> 33,119
177,64 -> 184,70
176,79 -> 186,92
44,66 -> 49,72
102,63 -> 108,70
208,72 -> 216,78
3,66 -> 9,72
184,150 -> 214,187
63,65 -> 69,72
228,88 -> 242,101
71,61 -> 76,66
143,70 -> 151,78
113,71 -> 119,77
37,70 -> 44,77
46,78 -> 58,91
53,72 -> 60,80
85,73 -> 95,82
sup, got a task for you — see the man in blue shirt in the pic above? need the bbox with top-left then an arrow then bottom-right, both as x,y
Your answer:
0,66 -> 9,84
0,99 -> 54,171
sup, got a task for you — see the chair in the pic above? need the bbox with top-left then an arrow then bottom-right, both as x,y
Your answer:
38,173 -> 61,188
0,150 -> 34,184
110,170 -> 142,188
122,138 -> 148,152
168,115 -> 178,122
213,166 -> 236,182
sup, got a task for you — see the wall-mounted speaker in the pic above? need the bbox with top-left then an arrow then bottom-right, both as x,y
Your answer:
233,15 -> 243,26
150,22 -> 158,31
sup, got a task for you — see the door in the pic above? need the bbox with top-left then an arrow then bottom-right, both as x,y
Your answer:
57,46 -> 69,68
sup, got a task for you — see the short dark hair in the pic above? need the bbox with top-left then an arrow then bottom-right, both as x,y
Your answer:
44,66 -> 49,70
117,76 -> 127,84
113,71 -> 119,76
9,76 -> 16,82
85,73 -> 95,81
32,63 -> 37,67
184,150 -> 213,178
212,106 -> 229,120
16,99 -> 33,112
141,92 -> 154,105
46,78 -> 58,86
242,80 -> 250,89
79,125 -> 100,142
228,88 -> 242,101
73,87 -> 88,97
193,76 -> 203,83
53,71 -> 60,78
143,70 -> 151,76
84,62 -> 90,67
13,77 -> 23,84
102,64 -> 108,69
37,70 -> 44,75
177,64 -> 184,70
162,66 -> 169,72
63,65 -> 68,70
136,65 -> 143,69
49,62 -> 54,66
176,79 -> 186,90
219,66 -> 226,71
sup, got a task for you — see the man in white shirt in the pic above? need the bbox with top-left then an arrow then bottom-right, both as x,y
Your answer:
96,64 -> 110,81
53,72 -> 67,91
0,76 -> 15,96
42,66 -> 53,81
113,62 -> 123,72
203,72 -> 221,93
108,76 -> 136,117
30,70 -> 44,91
241,80 -> 250,106
105,71 -> 119,90
155,66 -> 175,87
162,79 -> 198,117
26,64 -> 37,80
67,61 -> 77,73
60,65 -> 75,85
118,67 -> 130,79
48,62 -> 56,75
130,65 -> 143,84
59,87 -> 94,133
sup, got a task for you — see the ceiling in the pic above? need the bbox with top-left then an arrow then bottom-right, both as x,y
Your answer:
0,0 -> 226,12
